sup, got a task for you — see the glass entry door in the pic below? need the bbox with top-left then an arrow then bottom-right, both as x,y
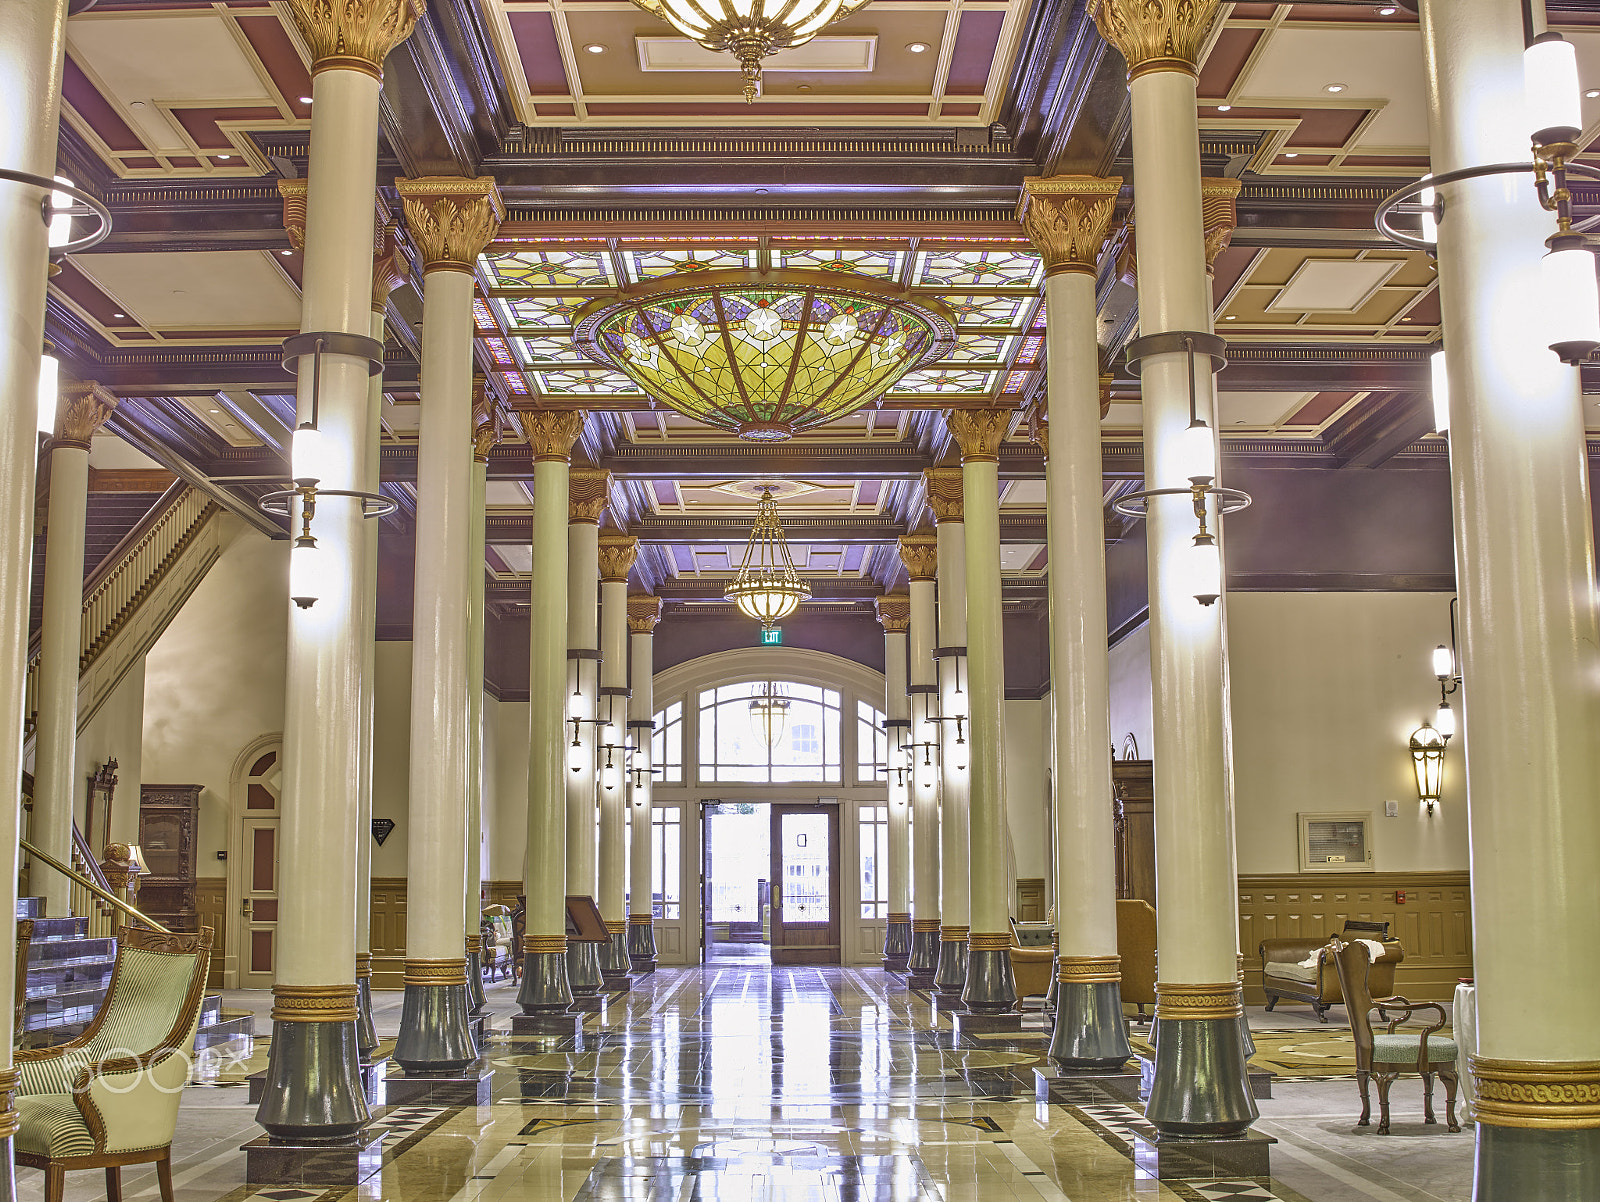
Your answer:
769,803 -> 840,965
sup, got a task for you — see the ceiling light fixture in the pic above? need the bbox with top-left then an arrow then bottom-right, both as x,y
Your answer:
748,681 -> 791,749
629,0 -> 871,101
112,312 -> 124,319
1588,89 -> 1600,99
1324,83 -> 1347,93
1379,5 -> 1397,13
280,249 -> 293,255
906,42 -> 929,53
1284,152 -> 1299,158
574,267 -> 955,440
725,486 -> 810,628
299,96 -> 312,104
584,42 -> 606,53
1377,29 -> 1600,364
1216,104 -> 1233,112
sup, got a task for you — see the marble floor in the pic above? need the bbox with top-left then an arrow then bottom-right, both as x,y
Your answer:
13,967 -> 1476,1202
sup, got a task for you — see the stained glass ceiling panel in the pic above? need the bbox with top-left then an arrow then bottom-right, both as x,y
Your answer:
915,247 -> 1043,290
515,334 -> 592,366
622,246 -> 759,283
773,245 -> 907,280
484,247 -> 616,290
498,295 -> 592,329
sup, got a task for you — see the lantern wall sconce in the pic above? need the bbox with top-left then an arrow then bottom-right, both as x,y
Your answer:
258,333 -> 397,608
1111,332 -> 1253,606
1409,723 -> 1447,814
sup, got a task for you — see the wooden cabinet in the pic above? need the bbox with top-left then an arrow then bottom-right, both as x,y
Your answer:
1112,759 -> 1155,907
138,785 -> 200,933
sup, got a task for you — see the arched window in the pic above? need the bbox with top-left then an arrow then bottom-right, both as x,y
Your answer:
856,701 -> 888,784
697,682 -> 842,783
652,700 -> 683,784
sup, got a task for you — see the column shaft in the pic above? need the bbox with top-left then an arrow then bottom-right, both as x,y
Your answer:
1420,0 -> 1600,1191
564,511 -> 603,1001
353,302 -> 384,1059
597,573 -> 632,984
626,595 -> 661,972
903,562 -> 941,986
465,452 -> 489,1016
933,506 -> 970,998
877,594 -> 912,974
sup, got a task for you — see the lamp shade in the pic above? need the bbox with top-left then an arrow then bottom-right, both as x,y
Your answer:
1187,532 -> 1223,607
289,536 -> 324,609
1432,644 -> 1453,680
1541,241 -> 1600,365
1525,33 -> 1583,145
37,349 -> 58,436
1410,723 -> 1446,807
291,423 -> 327,487
1175,421 -> 1217,484
1430,349 -> 1450,435
1435,701 -> 1457,741
47,176 -> 74,249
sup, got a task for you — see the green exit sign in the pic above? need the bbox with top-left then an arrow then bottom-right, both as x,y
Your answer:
760,627 -> 783,646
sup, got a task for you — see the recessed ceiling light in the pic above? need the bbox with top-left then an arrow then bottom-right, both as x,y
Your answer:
1324,83 -> 1347,93
584,43 -> 606,54
217,154 -> 231,160
1588,89 -> 1600,99
112,312 -> 124,318
1284,152 -> 1299,158
1378,5 -> 1396,13
906,42 -> 929,53
1223,314 -> 1237,320
1216,104 -> 1232,112
280,249 -> 294,255
208,408 -> 220,413
299,96 -> 312,104
130,100 -> 147,111
796,84 -> 812,92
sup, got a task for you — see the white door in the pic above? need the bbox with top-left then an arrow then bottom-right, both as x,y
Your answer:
650,801 -> 691,964
235,746 -> 281,989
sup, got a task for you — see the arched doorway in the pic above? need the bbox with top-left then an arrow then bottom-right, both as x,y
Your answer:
226,733 -> 282,989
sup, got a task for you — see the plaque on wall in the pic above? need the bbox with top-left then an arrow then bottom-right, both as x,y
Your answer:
372,819 -> 396,845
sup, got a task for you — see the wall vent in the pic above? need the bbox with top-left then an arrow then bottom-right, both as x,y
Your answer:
1297,811 -> 1374,874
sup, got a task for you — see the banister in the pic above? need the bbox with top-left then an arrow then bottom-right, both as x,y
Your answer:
20,838 -> 171,935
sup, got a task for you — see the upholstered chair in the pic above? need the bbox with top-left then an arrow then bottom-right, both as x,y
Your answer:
1260,919 -> 1404,1020
14,925 -> 213,1202
1327,935 -> 1460,1135
1115,899 -> 1158,1021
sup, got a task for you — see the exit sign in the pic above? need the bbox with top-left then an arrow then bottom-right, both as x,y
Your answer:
760,627 -> 783,646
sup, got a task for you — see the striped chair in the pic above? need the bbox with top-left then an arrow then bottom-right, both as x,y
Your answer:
13,925 -> 212,1202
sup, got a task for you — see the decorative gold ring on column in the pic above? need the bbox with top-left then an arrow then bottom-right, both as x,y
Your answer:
887,912 -> 912,924
272,983 -> 360,1023
1471,1058 -> 1600,1129
628,914 -> 654,925
403,957 -> 469,987
940,924 -> 971,943
355,952 -> 372,979
1058,955 -> 1122,984
465,933 -> 483,955
912,918 -> 943,933
1153,981 -> 1243,1021
524,933 -> 568,955
605,920 -> 626,936
968,932 -> 1014,952
0,1067 -> 19,1139
1087,0 -> 1220,82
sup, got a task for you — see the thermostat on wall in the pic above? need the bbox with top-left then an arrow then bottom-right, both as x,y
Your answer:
1384,800 -> 1400,818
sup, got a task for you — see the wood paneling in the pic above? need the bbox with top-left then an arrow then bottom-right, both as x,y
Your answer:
1112,760 -> 1155,905
1238,871 -> 1472,1004
1015,878 -> 1046,923
370,876 -> 409,990
195,879 -> 226,989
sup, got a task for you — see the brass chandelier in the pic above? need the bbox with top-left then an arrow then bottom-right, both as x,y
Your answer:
573,268 -> 955,441
629,0 -> 872,102
725,487 -> 810,627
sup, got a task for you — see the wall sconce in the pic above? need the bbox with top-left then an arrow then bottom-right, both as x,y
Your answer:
903,686 -> 941,786
1376,29 -> 1600,364
1409,723 -> 1447,814
1112,333 -> 1253,606
1431,596 -> 1463,739
258,333 -> 396,608
932,646 -> 969,772
597,686 -> 631,791
37,341 -> 58,437
566,650 -> 602,772
880,719 -> 912,791
627,719 -> 659,807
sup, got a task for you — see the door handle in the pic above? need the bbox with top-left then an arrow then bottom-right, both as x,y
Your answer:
241,898 -> 252,917
772,885 -> 780,913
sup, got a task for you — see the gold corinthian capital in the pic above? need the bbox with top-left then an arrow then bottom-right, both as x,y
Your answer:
1201,177 -> 1243,272
875,592 -> 910,634
897,532 -> 938,581
286,0 -> 426,80
1088,0 -> 1222,81
1017,176 -> 1123,277
517,409 -> 586,463
946,407 -> 1014,464
55,380 -> 119,448
597,531 -> 640,583
395,176 -> 505,274
627,593 -> 663,633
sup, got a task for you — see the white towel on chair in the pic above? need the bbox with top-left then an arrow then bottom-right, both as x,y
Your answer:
1355,938 -> 1387,963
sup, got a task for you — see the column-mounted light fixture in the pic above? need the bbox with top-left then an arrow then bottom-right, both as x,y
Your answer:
566,650 -> 603,772
1429,595 -> 1463,740
1112,333 -> 1253,606
1376,27 -> 1600,365
1430,346 -> 1451,435
880,719 -> 912,793
258,333 -> 397,608
901,685 -> 942,788
1409,723 -> 1447,814
932,646 -> 970,772
37,341 -> 58,437
627,719 -> 660,808
597,685 -> 632,791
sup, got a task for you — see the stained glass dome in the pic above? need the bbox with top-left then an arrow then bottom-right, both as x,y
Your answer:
571,268 -> 957,441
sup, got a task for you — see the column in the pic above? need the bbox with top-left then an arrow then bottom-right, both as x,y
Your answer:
626,594 -> 663,972
1090,0 -> 1256,1137
945,411 -> 1018,1019
393,176 -> 503,1074
258,0 -> 423,1145
565,467 -> 610,1007
896,532 -> 940,990
875,592 -> 912,974
465,383 -> 497,1018
31,381 -> 118,917
1419,1 -> 1600,1193
0,2 -> 69,1186
596,529 -> 639,988
925,467 -> 970,1002
514,409 -> 587,1033
1020,175 -> 1133,1070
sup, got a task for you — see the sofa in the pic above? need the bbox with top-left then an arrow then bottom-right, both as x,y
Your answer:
1260,919 -> 1404,1021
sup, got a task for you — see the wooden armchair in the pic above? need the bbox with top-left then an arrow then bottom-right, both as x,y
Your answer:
14,919 -> 34,1043
1327,935 -> 1460,1135
14,926 -> 212,1202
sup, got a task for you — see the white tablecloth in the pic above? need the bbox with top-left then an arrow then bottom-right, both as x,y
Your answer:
1454,983 -> 1476,1122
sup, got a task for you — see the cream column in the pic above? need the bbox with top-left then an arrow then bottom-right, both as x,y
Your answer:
625,594 -> 663,972
1020,176 -> 1133,1070
31,381 -> 117,917
259,0 -> 422,1145
513,410 -> 586,1034
945,411 -> 1018,1020
875,593 -> 912,974
0,0 -> 69,1183
896,532 -> 940,990
1090,0 -> 1254,1137
393,176 -> 503,1074
564,467 -> 609,1006
1419,0 -> 1600,1191
465,383 -> 497,1018
925,467 -> 971,1002
596,530 -> 639,988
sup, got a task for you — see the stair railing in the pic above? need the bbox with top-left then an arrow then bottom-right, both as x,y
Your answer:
19,838 -> 170,936
68,824 -> 117,939
22,484 -> 218,736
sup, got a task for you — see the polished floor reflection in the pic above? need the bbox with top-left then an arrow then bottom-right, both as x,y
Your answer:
15,966 -> 1478,1202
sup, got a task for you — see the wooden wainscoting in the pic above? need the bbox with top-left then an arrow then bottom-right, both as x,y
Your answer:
1015,878 -> 1046,923
370,877 -> 409,990
1238,871 -> 1472,1004
195,879 -> 227,989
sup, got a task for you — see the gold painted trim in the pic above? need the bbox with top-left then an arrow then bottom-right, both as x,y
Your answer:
1058,955 -> 1121,985
941,925 -> 971,943
464,934 -> 483,955
355,952 -> 372,979
969,932 -> 1013,952
628,914 -> 654,925
912,918 -> 943,932
272,983 -> 359,1024
1155,981 -> 1243,1020
887,912 -> 912,924
1472,1058 -> 1600,1130
403,958 -> 469,987
525,933 -> 568,955
310,56 -> 384,81
605,921 -> 626,936
0,1067 -> 18,1139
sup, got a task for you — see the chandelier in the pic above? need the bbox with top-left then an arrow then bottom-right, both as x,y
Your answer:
725,487 -> 810,627
573,268 -> 955,441
629,0 -> 872,103
748,681 -> 791,750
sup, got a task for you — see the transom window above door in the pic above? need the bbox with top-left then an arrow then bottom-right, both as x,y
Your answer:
697,682 -> 842,783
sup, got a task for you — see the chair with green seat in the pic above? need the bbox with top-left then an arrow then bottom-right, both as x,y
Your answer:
1328,934 -> 1460,1135
13,925 -> 213,1202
